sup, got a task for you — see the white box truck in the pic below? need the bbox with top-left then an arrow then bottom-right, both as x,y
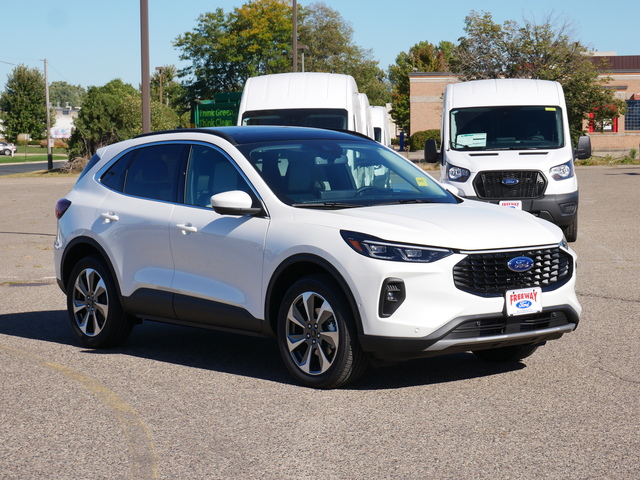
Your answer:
237,72 -> 371,137
425,78 -> 591,241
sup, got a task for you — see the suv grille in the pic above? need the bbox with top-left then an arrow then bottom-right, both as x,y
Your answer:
473,170 -> 546,199
453,247 -> 573,297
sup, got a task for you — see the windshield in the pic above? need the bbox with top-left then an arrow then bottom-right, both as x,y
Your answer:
450,106 -> 564,151
238,139 -> 456,208
241,108 -> 348,130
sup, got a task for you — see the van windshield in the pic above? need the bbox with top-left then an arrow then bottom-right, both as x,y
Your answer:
449,106 -> 564,151
241,108 -> 349,130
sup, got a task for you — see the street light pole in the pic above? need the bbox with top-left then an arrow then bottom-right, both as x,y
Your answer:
140,0 -> 151,133
292,0 -> 298,73
44,58 -> 53,170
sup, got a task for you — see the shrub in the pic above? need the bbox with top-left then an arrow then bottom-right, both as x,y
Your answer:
409,130 -> 440,151
61,156 -> 89,174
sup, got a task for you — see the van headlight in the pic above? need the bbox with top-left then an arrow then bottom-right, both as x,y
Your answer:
446,163 -> 470,182
550,160 -> 574,180
341,231 -> 452,263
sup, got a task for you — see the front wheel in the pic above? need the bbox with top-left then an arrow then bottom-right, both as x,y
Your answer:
66,256 -> 132,349
473,345 -> 539,362
277,275 -> 367,389
562,216 -> 578,242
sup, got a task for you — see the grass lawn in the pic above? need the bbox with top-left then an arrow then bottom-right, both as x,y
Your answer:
0,145 -> 68,164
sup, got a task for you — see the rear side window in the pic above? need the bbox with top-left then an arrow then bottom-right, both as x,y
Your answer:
101,144 -> 187,202
101,150 -> 135,192
77,153 -> 102,183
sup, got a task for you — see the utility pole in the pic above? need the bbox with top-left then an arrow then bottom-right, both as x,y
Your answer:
44,59 -> 53,170
140,0 -> 151,133
292,0 -> 298,73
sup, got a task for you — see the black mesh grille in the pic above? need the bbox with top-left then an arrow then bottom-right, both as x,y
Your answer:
473,170 -> 547,199
453,247 -> 573,297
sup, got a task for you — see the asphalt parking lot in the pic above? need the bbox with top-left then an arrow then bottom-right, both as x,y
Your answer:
1,166 -> 638,479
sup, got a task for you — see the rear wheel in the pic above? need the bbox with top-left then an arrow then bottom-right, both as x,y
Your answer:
473,345 -> 539,362
66,256 -> 132,348
277,275 -> 367,389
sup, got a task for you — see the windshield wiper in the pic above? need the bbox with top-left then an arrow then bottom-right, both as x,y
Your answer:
292,202 -> 363,209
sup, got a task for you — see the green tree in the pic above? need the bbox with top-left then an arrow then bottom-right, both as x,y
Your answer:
49,81 -> 86,108
0,65 -> 49,142
453,11 -> 626,139
174,0 -> 389,106
68,79 -> 180,158
389,41 -> 454,133
299,2 -> 390,105
174,0 -> 292,102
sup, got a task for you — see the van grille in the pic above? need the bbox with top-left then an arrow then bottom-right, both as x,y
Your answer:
453,247 -> 572,297
473,170 -> 546,199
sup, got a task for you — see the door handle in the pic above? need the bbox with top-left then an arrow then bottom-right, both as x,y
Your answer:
176,223 -> 198,234
100,212 -> 119,223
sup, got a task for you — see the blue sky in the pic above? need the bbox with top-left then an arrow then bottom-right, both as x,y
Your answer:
0,0 -> 635,90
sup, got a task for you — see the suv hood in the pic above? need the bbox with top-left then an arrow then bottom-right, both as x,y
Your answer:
292,199 -> 561,251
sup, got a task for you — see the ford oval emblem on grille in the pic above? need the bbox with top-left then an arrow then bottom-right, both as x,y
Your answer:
507,256 -> 534,272
502,178 -> 519,186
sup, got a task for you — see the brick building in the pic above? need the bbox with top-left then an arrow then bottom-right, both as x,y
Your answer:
409,55 -> 640,156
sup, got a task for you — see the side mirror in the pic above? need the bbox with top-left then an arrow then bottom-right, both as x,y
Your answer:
575,135 -> 591,160
211,190 -> 263,216
424,139 -> 440,163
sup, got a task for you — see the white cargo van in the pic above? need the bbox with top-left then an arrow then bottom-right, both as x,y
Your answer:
369,105 -> 392,147
425,78 -> 591,241
237,72 -> 370,136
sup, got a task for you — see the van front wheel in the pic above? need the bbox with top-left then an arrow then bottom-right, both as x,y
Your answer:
562,216 -> 578,242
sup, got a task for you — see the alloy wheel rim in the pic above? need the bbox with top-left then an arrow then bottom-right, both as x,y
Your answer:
72,268 -> 109,337
285,291 -> 340,375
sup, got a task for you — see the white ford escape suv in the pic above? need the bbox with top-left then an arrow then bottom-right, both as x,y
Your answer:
54,127 -> 581,388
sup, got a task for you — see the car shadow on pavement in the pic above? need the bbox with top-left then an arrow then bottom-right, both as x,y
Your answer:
0,310 -> 526,390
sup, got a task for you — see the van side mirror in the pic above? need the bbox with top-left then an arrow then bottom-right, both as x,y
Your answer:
424,139 -> 440,163
575,135 -> 591,160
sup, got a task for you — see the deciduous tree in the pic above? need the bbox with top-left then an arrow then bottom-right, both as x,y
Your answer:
389,41 -> 454,133
174,0 -> 389,106
453,11 -> 626,139
0,65 -> 49,142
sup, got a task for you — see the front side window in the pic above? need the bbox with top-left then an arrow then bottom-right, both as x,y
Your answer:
184,144 -> 253,208
450,106 -> 564,151
238,139 -> 455,208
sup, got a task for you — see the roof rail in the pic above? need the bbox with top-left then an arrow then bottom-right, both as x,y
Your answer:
134,128 -> 239,145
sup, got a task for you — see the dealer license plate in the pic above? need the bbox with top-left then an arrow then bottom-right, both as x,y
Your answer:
506,287 -> 542,316
499,200 -> 522,209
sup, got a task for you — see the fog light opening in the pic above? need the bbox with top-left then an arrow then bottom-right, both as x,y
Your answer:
379,278 -> 406,317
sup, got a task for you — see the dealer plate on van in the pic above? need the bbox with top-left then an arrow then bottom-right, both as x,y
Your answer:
499,200 -> 522,209
506,287 -> 542,316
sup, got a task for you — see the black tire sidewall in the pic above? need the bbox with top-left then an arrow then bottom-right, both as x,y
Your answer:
66,256 -> 130,349
277,275 -> 361,389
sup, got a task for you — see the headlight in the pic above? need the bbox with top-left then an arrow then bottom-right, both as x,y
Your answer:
446,163 -> 470,182
550,160 -> 574,180
341,231 -> 453,263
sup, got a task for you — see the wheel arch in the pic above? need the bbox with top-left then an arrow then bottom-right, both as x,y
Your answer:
264,254 -> 362,338
60,237 -> 119,297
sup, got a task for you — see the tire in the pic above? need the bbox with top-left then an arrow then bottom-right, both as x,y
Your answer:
1,149 -> 10,156
277,275 -> 368,389
66,256 -> 132,349
562,216 -> 578,242
473,345 -> 539,362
